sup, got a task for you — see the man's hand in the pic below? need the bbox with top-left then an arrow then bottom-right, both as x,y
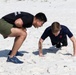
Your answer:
73,53 -> 76,56
39,53 -> 44,57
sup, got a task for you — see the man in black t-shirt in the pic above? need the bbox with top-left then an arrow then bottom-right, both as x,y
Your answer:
38,22 -> 76,57
0,11 -> 47,64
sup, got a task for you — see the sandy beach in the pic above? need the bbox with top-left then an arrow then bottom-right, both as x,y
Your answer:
0,0 -> 76,75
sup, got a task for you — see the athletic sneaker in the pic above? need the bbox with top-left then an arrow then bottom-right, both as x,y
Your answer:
7,56 -> 23,64
8,51 -> 23,56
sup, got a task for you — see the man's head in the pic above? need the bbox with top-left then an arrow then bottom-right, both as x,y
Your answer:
51,22 -> 61,36
33,12 -> 47,28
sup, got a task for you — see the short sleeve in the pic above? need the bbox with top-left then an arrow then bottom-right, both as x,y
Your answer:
21,14 -> 33,28
64,26 -> 73,38
41,27 -> 49,40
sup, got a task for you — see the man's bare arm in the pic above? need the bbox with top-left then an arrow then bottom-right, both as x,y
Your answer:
70,36 -> 76,56
14,18 -> 23,28
38,38 -> 44,57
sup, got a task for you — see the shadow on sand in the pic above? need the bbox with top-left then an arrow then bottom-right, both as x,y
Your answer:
33,47 -> 72,56
33,46 -> 60,55
62,53 -> 72,56
0,49 -> 29,57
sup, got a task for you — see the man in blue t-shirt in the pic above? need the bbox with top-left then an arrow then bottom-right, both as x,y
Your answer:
38,22 -> 76,57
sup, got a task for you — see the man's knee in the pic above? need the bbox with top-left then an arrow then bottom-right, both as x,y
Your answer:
62,37 -> 68,46
21,31 -> 27,39
62,42 -> 68,46
9,28 -> 27,38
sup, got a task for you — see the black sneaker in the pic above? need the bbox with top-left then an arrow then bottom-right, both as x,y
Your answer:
8,51 -> 23,56
7,56 -> 23,64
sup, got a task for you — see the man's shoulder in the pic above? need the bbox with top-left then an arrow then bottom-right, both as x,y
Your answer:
61,25 -> 70,33
21,12 -> 34,16
61,25 -> 68,30
61,25 -> 68,27
44,26 -> 51,33
46,25 -> 51,29
46,26 -> 51,30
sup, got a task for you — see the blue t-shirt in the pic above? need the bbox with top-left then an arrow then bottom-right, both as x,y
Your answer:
41,25 -> 73,43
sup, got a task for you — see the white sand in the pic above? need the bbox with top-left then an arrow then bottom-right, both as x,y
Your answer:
0,0 -> 76,75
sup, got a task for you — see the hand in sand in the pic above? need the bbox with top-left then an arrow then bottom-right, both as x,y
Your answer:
39,53 -> 44,57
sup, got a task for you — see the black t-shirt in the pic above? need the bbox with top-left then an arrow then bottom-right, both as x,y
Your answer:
41,25 -> 73,43
2,11 -> 34,28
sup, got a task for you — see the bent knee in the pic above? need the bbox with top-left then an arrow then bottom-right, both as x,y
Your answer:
21,31 -> 27,38
62,42 -> 68,46
9,28 -> 27,37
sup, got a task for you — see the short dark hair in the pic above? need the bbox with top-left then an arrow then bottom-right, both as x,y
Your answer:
35,12 -> 47,22
51,22 -> 61,33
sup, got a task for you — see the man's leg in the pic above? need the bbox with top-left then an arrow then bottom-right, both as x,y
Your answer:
7,28 -> 27,63
55,37 -> 68,48
56,42 -> 62,48
51,41 -> 61,48
62,36 -> 68,46
9,28 -> 27,57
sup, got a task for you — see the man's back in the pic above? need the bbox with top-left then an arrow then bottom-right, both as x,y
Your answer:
2,11 -> 34,28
